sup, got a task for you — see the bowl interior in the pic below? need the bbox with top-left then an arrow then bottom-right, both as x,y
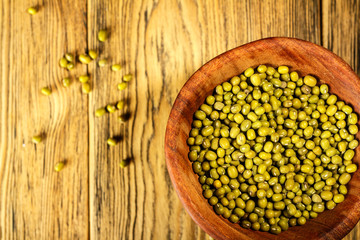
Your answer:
165,37 -> 360,240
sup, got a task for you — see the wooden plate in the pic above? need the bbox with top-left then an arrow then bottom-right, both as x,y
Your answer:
165,37 -> 360,240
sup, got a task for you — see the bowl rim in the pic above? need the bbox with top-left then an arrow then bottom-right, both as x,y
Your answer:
165,37 -> 360,240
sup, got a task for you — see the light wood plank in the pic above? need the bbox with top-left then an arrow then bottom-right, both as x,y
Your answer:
0,1 -> 89,239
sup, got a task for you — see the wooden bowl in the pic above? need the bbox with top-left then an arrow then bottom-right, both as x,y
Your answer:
165,37 -> 360,240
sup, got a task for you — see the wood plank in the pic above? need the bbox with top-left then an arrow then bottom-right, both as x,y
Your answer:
248,0 -> 321,44
2,0 -> 359,239
86,0 -> 249,239
0,1 -> 89,239
321,1 -> 360,239
322,0 -> 360,73
87,0 -> 321,239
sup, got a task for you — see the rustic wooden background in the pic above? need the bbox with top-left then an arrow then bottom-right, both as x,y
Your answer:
0,0 -> 359,239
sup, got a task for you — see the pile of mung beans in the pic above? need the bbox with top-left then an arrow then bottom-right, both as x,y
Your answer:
187,65 -> 359,234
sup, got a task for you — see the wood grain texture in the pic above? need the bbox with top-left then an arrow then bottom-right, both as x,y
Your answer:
86,1 -> 322,239
0,1 -> 89,239
0,0 -> 358,240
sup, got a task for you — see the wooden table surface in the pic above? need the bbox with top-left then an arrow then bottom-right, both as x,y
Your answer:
0,0 -> 359,239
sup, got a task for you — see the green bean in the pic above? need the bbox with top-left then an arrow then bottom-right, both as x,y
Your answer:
244,68 -> 254,77
98,29 -> 108,42
304,75 -> 317,87
348,113 -> 358,124
115,101 -> 124,110
111,64 -> 122,72
106,105 -> 116,113
79,54 -> 92,64
118,82 -> 128,90
79,75 -> 89,83
278,66 -> 289,74
320,191 -> 333,201
205,151 -> 217,161
312,203 -> 325,213
107,138 -> 117,146
95,108 -> 106,117
27,7 -> 38,15
344,150 -> 355,161
59,57 -> 68,68
349,140 -> 359,149
327,95 -> 338,105
98,59 -> 107,67
32,135 -> 42,144
342,105 -> 353,114
123,74 -> 133,82
62,78 -> 71,87
333,194 -> 345,203
65,53 -> 74,62
339,173 -> 351,185
54,162 -> 65,172
250,74 -> 261,86
89,50 -> 98,60
67,62 -> 74,71
245,199 -> 255,213
41,87 -> 52,96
